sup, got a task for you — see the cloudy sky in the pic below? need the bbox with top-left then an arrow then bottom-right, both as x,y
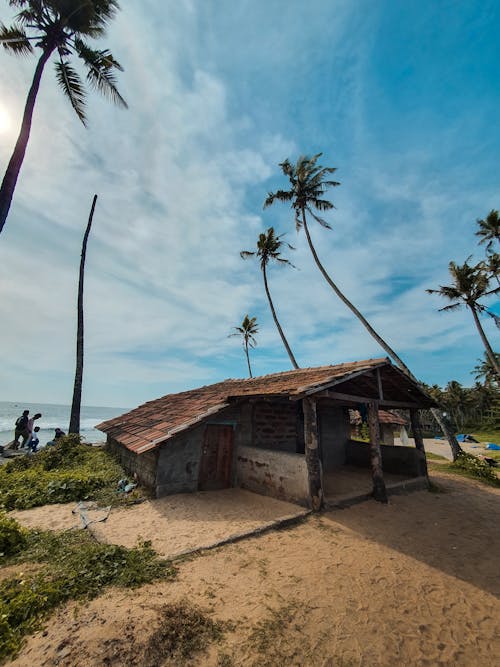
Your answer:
0,0 -> 499,408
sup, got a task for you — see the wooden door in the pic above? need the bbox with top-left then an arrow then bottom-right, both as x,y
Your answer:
198,425 -> 234,491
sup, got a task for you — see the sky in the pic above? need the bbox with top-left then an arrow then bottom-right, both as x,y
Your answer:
0,0 -> 499,408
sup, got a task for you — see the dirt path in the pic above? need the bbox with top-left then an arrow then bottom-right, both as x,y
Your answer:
10,472 -> 500,666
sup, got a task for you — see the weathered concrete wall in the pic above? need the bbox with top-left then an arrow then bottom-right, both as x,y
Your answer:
318,403 -> 350,471
107,437 -> 158,489
236,444 -> 309,505
156,405 -> 241,496
345,440 -> 421,477
252,401 -> 299,453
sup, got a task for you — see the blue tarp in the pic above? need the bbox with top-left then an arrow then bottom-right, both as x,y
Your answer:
486,443 -> 500,451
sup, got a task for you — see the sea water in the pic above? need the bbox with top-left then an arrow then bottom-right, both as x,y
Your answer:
0,401 -> 127,447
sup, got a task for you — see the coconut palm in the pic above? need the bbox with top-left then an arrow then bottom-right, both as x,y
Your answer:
476,210 -> 500,252
265,153 -> 464,460
69,193 -> 97,434
264,153 -> 414,377
427,259 -> 500,376
229,314 -> 259,378
0,0 -> 127,235
473,351 -> 499,388
241,227 -> 299,369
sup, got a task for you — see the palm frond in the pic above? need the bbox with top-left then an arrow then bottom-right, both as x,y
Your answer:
240,250 -> 255,260
55,59 -> 87,125
438,303 -> 462,312
486,310 -> 500,329
308,207 -> 332,229
0,22 -> 33,54
74,38 -> 127,108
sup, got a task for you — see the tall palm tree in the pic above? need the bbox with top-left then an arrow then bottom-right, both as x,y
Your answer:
264,154 -> 415,377
427,259 -> 500,376
265,153 -> 464,460
241,227 -> 299,369
69,193 -> 97,434
476,210 -> 500,252
229,314 -> 259,378
0,0 -> 126,235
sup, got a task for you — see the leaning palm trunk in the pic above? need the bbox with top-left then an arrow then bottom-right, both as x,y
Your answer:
69,194 -> 98,434
244,340 -> 253,378
301,210 -> 463,460
262,264 -> 299,369
471,305 -> 500,376
0,45 -> 55,234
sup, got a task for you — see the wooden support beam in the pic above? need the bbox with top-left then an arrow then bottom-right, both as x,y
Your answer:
376,368 -> 384,400
367,401 -> 388,503
302,397 -> 323,511
314,390 -> 420,409
409,409 -> 429,478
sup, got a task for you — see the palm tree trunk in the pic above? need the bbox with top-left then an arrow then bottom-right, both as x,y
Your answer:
300,209 -> 463,460
0,45 -> 55,235
470,304 -> 500,376
262,264 -> 299,369
245,340 -> 253,378
301,209 -> 413,376
69,194 -> 98,434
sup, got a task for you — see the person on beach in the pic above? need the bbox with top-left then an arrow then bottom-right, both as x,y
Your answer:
23,413 -> 42,449
29,426 -> 40,453
13,410 -> 30,449
46,427 -> 66,446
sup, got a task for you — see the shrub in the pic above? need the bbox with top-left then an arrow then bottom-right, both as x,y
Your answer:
0,513 -> 26,557
0,437 -> 126,510
450,452 -> 500,486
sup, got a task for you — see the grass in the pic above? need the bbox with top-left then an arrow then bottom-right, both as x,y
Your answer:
425,452 -> 447,461
0,525 -> 176,660
429,452 -> 500,488
0,435 -> 141,510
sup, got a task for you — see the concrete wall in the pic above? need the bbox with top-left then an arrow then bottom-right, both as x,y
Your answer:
318,403 -> 351,471
107,437 -> 158,489
345,440 -> 421,477
252,401 -> 300,452
380,424 -> 395,446
236,444 -> 309,506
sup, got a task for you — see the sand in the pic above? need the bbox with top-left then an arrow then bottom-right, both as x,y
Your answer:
8,472 -> 500,666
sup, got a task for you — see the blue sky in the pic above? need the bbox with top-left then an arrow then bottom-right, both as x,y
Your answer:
0,0 -> 498,407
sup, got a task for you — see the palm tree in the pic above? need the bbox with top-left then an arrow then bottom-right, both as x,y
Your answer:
264,154 -> 415,377
69,193 -> 97,434
427,259 -> 500,376
473,351 -> 499,388
476,210 -> 500,252
241,227 -> 299,369
229,314 -> 259,378
265,153 -> 464,460
0,0 -> 126,235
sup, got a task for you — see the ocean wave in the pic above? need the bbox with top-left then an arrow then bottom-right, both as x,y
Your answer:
0,418 -> 105,432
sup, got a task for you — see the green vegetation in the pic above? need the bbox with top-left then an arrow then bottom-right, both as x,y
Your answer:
0,512 -> 27,557
0,435 -> 131,510
0,524 -> 176,660
430,452 -> 500,487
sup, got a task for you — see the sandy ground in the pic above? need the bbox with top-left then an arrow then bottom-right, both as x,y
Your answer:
7,471 -> 500,667
10,489 -> 309,559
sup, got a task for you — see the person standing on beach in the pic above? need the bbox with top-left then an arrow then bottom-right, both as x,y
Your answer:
23,413 -> 42,450
29,426 -> 41,453
13,410 -> 30,449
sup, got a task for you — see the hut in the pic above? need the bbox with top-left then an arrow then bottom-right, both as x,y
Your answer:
97,357 -> 435,509
350,409 -> 408,446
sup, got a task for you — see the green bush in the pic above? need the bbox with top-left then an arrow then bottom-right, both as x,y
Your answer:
0,436 -> 126,510
0,513 -> 26,557
450,452 -> 500,486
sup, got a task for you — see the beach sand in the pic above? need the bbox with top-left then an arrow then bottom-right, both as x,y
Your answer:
9,472 -> 500,666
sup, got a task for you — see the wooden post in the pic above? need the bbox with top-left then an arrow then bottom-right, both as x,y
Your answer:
367,401 -> 388,503
409,409 -> 428,478
302,397 -> 323,511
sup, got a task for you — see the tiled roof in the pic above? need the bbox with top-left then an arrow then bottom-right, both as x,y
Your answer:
350,409 -> 407,426
97,358 -> 389,453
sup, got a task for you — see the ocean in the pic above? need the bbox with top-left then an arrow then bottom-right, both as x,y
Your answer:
0,401 -> 128,448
